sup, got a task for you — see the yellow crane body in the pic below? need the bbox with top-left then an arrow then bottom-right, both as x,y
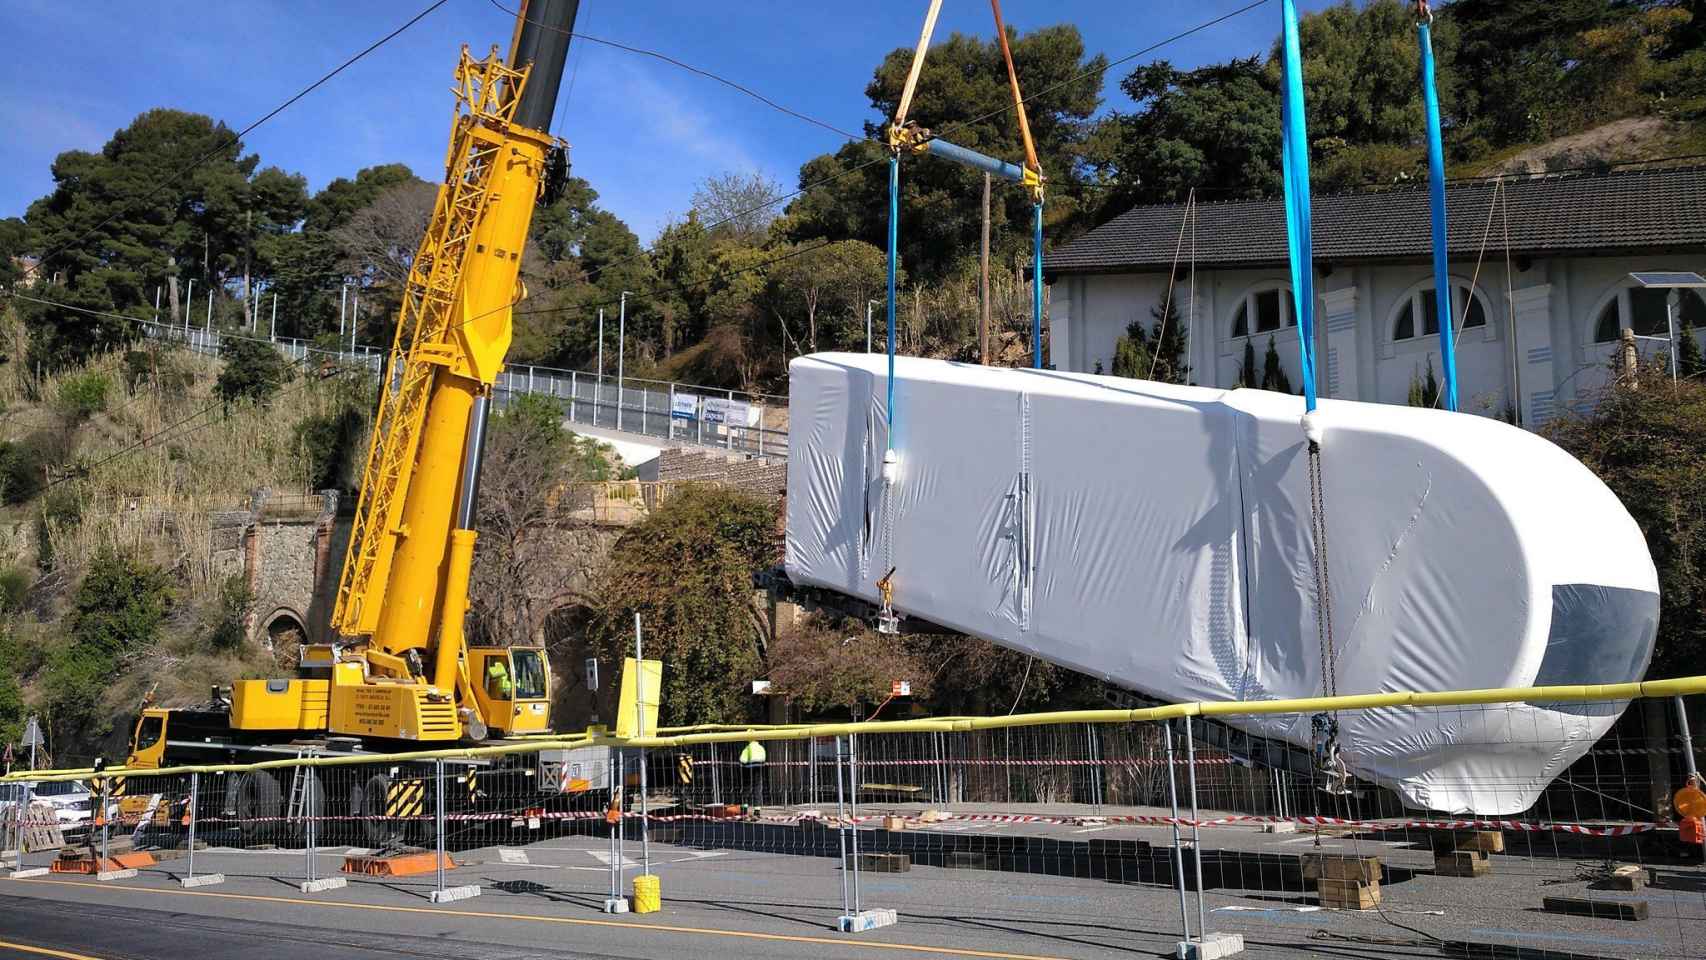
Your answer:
227,1 -> 579,746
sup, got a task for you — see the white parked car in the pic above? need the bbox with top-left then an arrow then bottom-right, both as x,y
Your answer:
0,779 -> 114,837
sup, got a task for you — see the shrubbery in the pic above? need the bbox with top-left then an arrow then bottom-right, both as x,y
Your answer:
54,371 -> 110,422
216,338 -> 293,404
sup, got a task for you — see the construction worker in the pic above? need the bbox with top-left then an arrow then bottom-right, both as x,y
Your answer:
485,658 -> 513,700
739,740 -> 767,809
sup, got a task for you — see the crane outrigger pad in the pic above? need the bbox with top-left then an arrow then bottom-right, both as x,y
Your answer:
784,353 -> 1658,815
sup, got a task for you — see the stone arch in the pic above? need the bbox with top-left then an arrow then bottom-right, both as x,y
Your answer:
261,606 -> 309,651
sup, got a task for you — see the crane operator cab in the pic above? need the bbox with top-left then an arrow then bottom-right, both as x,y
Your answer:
468,644 -> 551,737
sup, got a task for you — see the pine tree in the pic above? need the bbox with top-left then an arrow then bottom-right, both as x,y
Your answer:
1677,315 -> 1705,380
1110,299 -> 1191,384
1408,356 -> 1441,407
1237,340 -> 1258,388
1260,336 -> 1292,394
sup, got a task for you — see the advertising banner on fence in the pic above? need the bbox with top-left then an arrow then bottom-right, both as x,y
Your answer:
672,392 -> 698,420
702,396 -> 729,424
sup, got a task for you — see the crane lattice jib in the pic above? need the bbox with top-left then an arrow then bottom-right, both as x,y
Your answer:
332,49 -> 531,637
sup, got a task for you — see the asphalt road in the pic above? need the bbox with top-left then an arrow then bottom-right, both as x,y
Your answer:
2,818 -> 1702,960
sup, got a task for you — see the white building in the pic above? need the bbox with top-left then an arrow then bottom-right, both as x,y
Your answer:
1044,166 -> 1706,426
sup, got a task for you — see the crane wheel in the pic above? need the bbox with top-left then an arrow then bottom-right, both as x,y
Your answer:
234,771 -> 282,846
356,773 -> 409,849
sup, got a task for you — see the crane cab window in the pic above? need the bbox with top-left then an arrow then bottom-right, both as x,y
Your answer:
133,715 -> 165,752
511,649 -> 547,700
484,657 -> 514,700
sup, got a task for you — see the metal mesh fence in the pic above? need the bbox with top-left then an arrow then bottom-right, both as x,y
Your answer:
7,691 -> 1706,957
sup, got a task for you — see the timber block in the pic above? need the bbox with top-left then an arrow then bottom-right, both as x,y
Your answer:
854,852 -> 910,873
1435,851 -> 1490,877
1302,853 -> 1379,883
1607,865 -> 1650,891
1433,831 -> 1503,854
1543,896 -> 1648,921
1317,877 -> 1381,910
882,816 -> 908,831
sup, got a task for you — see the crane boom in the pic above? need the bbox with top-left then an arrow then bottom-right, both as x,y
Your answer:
325,0 -> 580,740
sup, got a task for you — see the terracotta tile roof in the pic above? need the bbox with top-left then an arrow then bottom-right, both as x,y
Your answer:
1045,165 -> 1706,275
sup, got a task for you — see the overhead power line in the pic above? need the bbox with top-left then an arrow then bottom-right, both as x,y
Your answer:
487,0 -> 865,142
22,0 -> 453,284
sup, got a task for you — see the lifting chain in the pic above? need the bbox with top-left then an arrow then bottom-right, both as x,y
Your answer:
1308,438 -> 1350,796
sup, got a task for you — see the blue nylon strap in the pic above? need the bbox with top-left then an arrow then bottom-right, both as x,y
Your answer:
1419,20 -> 1459,412
887,154 -> 899,448
1032,200 -> 1044,369
1280,0 -> 1319,412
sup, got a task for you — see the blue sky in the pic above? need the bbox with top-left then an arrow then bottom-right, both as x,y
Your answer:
1,0 -> 1332,244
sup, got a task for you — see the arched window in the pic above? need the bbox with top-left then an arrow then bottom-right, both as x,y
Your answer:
1592,284 -> 1706,343
1230,285 -> 1294,339
1392,280 -> 1488,342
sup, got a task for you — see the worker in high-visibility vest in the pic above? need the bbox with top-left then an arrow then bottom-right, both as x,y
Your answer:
739,740 -> 767,809
485,659 -> 513,699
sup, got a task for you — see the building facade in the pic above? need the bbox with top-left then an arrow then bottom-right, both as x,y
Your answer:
1045,166 -> 1706,426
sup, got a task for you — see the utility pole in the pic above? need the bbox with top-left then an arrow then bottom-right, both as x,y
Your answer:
270,294 -> 278,341
205,290 -> 214,334
184,279 -> 195,334
351,288 -> 361,354
866,299 -> 880,354
618,292 -> 629,432
340,284 -> 349,342
980,171 -> 991,365
153,286 -> 161,326
597,308 -> 605,417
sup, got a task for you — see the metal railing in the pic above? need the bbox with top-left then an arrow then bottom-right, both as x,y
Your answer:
137,322 -> 790,460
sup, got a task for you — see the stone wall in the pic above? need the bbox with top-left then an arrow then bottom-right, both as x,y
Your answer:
655,448 -> 787,499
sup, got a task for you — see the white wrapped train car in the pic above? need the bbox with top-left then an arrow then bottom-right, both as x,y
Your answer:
784,353 -> 1658,814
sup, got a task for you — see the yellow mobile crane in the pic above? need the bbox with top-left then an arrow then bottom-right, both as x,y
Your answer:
126,1 -> 582,780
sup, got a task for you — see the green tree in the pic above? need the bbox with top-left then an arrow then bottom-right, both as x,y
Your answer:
25,109 -> 306,333
763,240 -> 888,354
216,337 -> 293,404
1544,370 -> 1706,677
1677,317 -> 1706,380
587,487 -> 778,726
1237,339 -> 1259,388
789,25 -> 1107,280
1407,356 -> 1440,407
1260,336 -> 1293,393
1110,298 -> 1190,384
46,552 -> 171,745
0,217 -> 26,286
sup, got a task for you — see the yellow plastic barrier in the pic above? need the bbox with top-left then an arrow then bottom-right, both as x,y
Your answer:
632,873 -> 660,913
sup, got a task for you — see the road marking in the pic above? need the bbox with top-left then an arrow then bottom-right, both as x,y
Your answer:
3,877 -> 1066,960
0,938 -> 108,960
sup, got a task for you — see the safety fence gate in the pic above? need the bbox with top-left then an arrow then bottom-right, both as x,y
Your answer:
7,680 -> 1706,959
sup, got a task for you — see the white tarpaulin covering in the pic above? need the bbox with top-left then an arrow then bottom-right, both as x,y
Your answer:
785,353 -> 1659,814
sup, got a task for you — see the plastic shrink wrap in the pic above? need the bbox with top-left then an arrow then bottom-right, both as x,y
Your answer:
784,353 -> 1658,814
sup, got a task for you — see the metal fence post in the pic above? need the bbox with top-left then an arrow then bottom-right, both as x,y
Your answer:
1164,723 -> 1192,945
304,768 -> 315,885
570,371 -> 578,422
1184,717 -> 1207,945
603,749 -> 628,913
726,390 -> 735,450
668,384 -> 676,441
436,759 -> 446,897
186,772 -> 197,880
849,732 -> 861,913
100,777 -> 110,864
835,736 -> 851,918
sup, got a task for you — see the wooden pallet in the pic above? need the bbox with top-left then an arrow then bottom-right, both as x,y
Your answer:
1317,877 -> 1381,910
